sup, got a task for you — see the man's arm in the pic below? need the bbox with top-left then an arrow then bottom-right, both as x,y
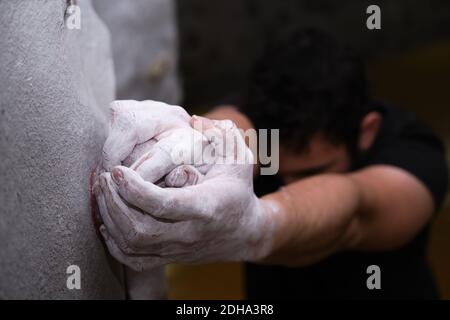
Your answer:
96,103 -> 437,271
258,165 -> 434,266
205,106 -> 435,266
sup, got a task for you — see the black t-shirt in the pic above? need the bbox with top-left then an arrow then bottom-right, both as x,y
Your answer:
246,103 -> 448,299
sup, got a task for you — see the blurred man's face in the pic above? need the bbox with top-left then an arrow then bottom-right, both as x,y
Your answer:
279,133 -> 351,184
278,112 -> 382,184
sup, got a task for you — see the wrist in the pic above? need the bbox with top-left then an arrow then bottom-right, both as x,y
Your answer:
243,197 -> 283,263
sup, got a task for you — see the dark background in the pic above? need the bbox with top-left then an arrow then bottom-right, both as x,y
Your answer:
177,0 -> 450,108
167,0 -> 450,299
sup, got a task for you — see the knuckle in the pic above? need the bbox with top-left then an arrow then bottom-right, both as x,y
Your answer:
216,119 -> 236,131
117,238 -> 134,255
226,119 -> 237,129
109,101 -> 124,113
115,111 -> 136,130
172,105 -> 190,120
172,105 -> 186,115
112,109 -> 137,132
125,228 -> 142,250
149,229 -> 163,241
102,149 -> 111,164
133,228 -> 147,246
152,203 -> 166,218
121,241 -> 135,255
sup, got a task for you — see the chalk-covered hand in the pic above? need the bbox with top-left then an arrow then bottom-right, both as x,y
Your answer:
102,100 -> 207,183
95,117 -> 277,271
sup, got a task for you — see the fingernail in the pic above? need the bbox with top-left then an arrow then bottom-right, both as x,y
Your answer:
99,225 -> 109,240
190,115 -> 199,127
112,168 -> 124,185
169,169 -> 187,187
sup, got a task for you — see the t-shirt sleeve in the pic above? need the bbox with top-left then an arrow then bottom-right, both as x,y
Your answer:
365,136 -> 449,210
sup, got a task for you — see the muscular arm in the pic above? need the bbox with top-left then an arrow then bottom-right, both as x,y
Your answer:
260,166 -> 434,266
206,106 -> 435,267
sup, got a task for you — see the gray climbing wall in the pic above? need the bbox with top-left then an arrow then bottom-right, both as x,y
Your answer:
0,0 -> 124,299
93,0 -> 181,103
93,0 -> 181,299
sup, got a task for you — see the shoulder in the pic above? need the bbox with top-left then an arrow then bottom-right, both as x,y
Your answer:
360,102 -> 448,209
348,164 -> 435,250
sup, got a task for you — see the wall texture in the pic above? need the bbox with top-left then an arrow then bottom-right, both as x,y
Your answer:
93,0 -> 181,103
0,0 -> 124,299
93,0 -> 181,299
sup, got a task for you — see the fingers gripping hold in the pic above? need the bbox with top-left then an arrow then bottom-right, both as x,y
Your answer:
165,165 -> 204,187
99,226 -> 165,271
111,166 -> 207,221
190,115 -> 250,163
103,100 -> 182,171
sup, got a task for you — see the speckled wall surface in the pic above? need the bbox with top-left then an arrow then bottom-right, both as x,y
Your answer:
0,0 -> 181,299
0,0 -> 124,299
93,0 -> 181,103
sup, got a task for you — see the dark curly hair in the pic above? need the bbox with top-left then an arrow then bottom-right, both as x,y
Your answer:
242,29 -> 370,155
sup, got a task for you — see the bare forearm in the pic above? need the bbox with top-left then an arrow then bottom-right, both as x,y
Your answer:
202,107 -> 431,265
206,107 -> 363,265
258,174 -> 363,267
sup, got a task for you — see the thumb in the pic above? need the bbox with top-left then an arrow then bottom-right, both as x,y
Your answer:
165,165 -> 204,187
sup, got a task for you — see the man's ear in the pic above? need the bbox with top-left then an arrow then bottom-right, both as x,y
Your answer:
358,112 -> 382,151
